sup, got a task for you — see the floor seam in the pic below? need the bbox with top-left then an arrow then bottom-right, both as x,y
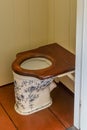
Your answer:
0,103 -> 18,130
48,107 -> 68,129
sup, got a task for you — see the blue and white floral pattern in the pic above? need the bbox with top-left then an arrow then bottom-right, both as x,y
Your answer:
13,73 -> 53,115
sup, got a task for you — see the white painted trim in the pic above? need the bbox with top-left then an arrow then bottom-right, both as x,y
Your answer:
56,71 -> 74,78
74,0 -> 84,129
75,0 -> 87,130
67,73 -> 75,81
79,0 -> 87,130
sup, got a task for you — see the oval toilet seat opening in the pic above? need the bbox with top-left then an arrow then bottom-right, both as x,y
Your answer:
20,57 -> 52,70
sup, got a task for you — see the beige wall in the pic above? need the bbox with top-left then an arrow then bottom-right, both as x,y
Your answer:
48,0 -> 55,43
29,0 -> 48,48
48,0 -> 76,53
0,0 -> 48,86
55,0 -> 70,50
0,0 -> 76,86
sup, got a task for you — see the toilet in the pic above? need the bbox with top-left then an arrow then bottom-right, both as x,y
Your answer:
12,43 -> 75,115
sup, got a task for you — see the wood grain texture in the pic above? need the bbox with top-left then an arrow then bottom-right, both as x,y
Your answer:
0,104 -> 16,130
0,84 -> 65,130
0,83 -> 74,130
50,83 -> 74,128
12,43 -> 75,79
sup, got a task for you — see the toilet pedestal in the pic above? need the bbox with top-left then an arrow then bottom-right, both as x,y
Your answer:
13,72 -> 54,115
12,43 -> 75,115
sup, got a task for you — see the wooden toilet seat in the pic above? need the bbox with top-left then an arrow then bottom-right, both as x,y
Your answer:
12,43 -> 75,79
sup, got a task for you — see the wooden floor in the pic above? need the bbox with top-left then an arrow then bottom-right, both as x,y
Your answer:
0,82 -> 74,130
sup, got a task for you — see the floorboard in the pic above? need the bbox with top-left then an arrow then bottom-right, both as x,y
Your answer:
0,104 -> 16,130
0,83 -> 74,130
50,83 -> 74,128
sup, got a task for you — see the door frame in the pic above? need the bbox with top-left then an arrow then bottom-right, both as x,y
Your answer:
74,0 -> 87,129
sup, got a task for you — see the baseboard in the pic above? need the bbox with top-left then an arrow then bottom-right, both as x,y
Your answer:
0,82 -> 14,88
66,126 -> 79,130
58,75 -> 74,93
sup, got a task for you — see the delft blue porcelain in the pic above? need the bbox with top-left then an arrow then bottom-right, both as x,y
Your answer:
13,72 -> 56,115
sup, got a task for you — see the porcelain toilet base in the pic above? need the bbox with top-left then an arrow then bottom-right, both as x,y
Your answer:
13,72 -> 54,115
14,98 -> 52,115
